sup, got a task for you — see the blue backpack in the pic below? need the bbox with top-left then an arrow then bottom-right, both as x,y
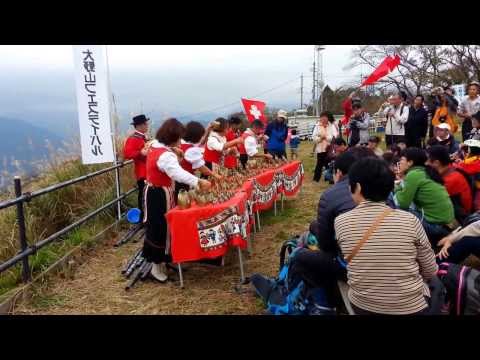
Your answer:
251,234 -> 336,315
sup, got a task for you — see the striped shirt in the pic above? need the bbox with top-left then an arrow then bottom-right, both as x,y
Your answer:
334,201 -> 438,315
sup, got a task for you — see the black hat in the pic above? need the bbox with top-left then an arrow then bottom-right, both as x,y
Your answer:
131,114 -> 149,126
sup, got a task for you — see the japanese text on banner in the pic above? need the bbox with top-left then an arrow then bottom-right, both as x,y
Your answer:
72,45 -> 114,164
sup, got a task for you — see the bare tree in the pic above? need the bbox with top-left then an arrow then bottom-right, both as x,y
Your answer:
443,45 -> 480,82
345,45 -> 459,97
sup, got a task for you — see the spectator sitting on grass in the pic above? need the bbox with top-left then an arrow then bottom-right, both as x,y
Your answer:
335,157 -> 438,315
427,123 -> 459,156
309,151 -> 359,255
426,145 -> 473,225
382,151 -> 400,175
324,138 -> 348,184
437,219 -> 480,264
367,136 -> 384,157
388,144 -> 402,159
394,148 -> 455,246
397,141 -> 407,151
289,151 -> 362,307
453,138 -> 480,211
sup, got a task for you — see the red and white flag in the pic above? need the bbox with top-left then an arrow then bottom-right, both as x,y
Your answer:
361,54 -> 401,87
241,98 -> 267,125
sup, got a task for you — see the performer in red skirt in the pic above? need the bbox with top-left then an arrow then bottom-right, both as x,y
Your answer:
237,120 -> 273,168
224,116 -> 243,170
175,121 -> 222,198
143,118 -> 211,282
203,118 -> 243,171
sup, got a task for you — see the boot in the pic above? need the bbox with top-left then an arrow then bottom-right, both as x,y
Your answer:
151,262 -> 168,283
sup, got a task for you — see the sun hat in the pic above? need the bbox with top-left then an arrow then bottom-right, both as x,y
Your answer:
436,123 -> 451,131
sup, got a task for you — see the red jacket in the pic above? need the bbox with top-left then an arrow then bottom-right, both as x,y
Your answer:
443,166 -> 473,214
123,131 -> 147,180
454,156 -> 480,211
454,156 -> 480,177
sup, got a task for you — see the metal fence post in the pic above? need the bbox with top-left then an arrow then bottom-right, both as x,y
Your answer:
14,176 -> 31,283
114,158 -> 122,221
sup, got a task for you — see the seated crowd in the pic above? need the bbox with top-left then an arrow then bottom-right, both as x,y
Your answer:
298,87 -> 480,315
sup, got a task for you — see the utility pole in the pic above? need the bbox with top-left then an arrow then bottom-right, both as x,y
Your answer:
317,46 -> 325,114
312,55 -> 316,116
318,47 -> 324,112
300,73 -> 304,109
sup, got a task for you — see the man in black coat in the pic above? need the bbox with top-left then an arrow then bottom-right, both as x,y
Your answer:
309,151 -> 358,254
287,151 -> 360,306
405,95 -> 429,148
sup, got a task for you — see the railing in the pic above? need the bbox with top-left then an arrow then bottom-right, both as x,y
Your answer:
0,159 -> 136,284
369,115 -> 387,136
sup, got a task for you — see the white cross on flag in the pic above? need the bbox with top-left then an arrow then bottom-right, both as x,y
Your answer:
241,98 -> 267,125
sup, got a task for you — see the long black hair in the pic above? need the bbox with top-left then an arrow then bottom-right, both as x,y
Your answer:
401,147 -> 444,185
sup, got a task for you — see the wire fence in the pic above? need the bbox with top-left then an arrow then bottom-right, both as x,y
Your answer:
0,160 -> 136,283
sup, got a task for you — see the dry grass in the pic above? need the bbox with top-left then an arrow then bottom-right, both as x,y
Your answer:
0,138 -> 138,297
13,142 -> 327,314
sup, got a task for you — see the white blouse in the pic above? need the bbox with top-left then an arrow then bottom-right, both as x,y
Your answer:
151,140 -> 199,188
206,132 -> 227,152
243,129 -> 259,157
182,141 -> 205,170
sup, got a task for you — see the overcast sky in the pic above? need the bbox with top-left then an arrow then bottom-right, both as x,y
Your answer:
0,45 -> 364,134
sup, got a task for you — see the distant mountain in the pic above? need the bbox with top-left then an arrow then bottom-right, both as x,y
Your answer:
0,117 -> 64,188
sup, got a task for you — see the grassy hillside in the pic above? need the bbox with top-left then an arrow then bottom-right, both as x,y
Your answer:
0,137 -> 138,299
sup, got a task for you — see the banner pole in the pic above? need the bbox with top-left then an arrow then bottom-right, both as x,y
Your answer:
105,45 -> 122,221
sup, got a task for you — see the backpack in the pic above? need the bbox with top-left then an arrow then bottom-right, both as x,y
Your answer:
278,231 -> 319,270
323,160 -> 335,184
251,234 -> 335,315
437,262 -> 480,315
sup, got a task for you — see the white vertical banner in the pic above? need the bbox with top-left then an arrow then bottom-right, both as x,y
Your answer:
73,45 -> 114,164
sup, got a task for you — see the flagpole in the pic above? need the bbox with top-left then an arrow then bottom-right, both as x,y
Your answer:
105,45 -> 122,221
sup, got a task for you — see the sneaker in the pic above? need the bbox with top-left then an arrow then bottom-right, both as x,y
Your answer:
150,263 -> 168,283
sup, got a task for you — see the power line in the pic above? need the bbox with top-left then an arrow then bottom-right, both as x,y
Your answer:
176,77 -> 300,120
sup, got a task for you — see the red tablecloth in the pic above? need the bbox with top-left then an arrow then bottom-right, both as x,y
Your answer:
166,191 -> 250,263
166,161 -> 304,263
251,161 -> 304,211
279,160 -> 304,197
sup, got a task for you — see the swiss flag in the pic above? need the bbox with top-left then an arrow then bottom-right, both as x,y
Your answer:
241,98 -> 267,125
361,54 -> 401,86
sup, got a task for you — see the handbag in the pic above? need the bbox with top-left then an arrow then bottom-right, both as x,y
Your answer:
345,208 -> 393,264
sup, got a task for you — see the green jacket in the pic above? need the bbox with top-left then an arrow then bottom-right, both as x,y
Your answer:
395,166 -> 454,224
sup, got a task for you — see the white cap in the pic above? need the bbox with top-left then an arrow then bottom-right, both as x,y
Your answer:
464,139 -> 480,148
277,110 -> 288,119
436,123 -> 451,131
